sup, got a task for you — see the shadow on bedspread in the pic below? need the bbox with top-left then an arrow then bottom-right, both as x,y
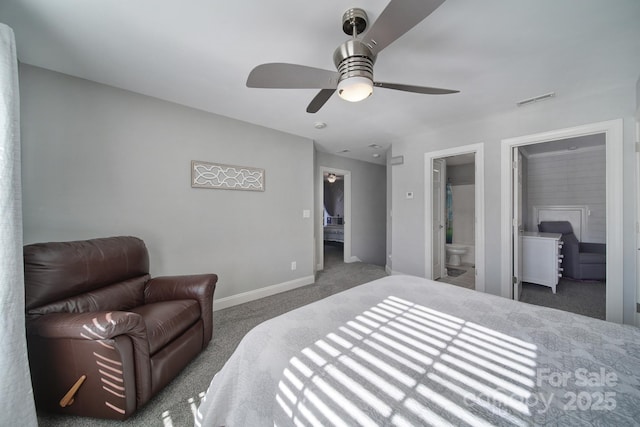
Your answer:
196,276 -> 640,427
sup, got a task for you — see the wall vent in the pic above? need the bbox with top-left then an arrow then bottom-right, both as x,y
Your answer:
390,155 -> 404,165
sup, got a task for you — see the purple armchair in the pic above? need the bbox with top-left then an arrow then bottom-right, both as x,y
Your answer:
538,221 -> 606,280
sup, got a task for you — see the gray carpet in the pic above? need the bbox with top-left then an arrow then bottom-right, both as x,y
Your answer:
33,255 -> 605,426
520,277 -> 606,320
37,245 -> 387,426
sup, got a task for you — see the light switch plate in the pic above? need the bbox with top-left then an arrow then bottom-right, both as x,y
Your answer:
302,210 -> 310,218
406,192 -> 414,199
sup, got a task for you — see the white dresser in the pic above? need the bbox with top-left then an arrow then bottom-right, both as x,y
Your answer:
522,232 -> 563,293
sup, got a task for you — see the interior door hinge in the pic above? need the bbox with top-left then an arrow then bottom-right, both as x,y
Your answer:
512,276 -> 518,284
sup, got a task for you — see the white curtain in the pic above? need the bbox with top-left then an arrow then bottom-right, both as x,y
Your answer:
0,23 -> 37,426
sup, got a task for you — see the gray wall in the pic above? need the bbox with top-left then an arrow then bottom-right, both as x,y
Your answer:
316,152 -> 386,266
525,147 -> 606,243
20,64 -> 315,300
390,83 -> 638,323
636,75 -> 640,113
447,163 -> 475,185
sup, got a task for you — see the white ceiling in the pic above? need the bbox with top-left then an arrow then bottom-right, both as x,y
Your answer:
2,0 -> 639,165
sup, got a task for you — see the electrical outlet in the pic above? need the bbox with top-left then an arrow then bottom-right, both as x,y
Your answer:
291,261 -> 297,271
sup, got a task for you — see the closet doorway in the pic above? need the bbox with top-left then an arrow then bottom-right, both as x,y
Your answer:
501,119 -> 624,323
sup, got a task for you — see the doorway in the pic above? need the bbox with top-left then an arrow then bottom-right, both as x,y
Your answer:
501,119 -> 624,323
424,143 -> 485,292
317,166 -> 352,271
432,154 -> 477,290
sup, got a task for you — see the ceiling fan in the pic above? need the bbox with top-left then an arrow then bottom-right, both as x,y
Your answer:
246,0 -> 459,113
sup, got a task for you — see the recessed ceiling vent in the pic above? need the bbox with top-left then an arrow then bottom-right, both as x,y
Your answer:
516,92 -> 555,107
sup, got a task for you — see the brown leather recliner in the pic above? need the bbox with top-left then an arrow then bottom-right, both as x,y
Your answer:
23,236 -> 218,420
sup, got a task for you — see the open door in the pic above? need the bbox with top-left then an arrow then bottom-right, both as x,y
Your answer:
512,147 -> 524,300
432,159 -> 446,279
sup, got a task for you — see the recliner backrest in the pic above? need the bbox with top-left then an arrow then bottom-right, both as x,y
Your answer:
27,275 -> 149,316
538,221 -> 574,235
24,236 -> 150,311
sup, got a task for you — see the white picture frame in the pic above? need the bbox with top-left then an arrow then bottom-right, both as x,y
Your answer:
191,160 -> 265,192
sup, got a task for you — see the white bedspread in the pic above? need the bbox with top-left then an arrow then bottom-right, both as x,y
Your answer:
196,275 -> 640,426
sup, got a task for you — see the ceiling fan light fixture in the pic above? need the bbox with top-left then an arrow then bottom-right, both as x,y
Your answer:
337,76 -> 373,102
247,1 -> 458,113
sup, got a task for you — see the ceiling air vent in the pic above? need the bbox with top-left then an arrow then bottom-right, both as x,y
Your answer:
516,92 -> 555,107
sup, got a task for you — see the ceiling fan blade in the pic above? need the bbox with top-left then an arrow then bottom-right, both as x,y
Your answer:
307,89 -> 335,113
374,81 -> 459,95
247,63 -> 339,89
361,0 -> 446,56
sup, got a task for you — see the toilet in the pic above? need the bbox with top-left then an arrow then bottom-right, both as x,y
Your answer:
446,244 -> 468,266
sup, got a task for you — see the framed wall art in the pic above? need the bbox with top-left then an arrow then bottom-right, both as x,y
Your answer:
191,160 -> 265,192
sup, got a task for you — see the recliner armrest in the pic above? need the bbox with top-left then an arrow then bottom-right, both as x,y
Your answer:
27,311 -> 147,341
26,311 -> 153,416
144,274 -> 218,345
579,242 -> 606,254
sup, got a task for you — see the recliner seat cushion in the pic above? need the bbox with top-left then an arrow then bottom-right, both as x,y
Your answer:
131,300 -> 200,354
579,252 -> 606,264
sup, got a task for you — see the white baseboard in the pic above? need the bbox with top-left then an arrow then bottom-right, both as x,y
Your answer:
347,256 -> 362,263
213,275 -> 315,311
385,265 -> 404,276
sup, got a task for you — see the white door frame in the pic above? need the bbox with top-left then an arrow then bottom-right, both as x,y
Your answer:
500,119 -> 624,323
424,143 -> 485,292
635,119 -> 640,327
317,166 -> 352,270
432,158 -> 446,280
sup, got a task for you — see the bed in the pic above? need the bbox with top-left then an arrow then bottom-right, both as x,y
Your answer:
196,275 -> 640,426
324,224 -> 344,243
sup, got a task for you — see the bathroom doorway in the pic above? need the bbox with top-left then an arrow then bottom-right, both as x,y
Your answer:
424,143 -> 485,292
434,153 -> 476,289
